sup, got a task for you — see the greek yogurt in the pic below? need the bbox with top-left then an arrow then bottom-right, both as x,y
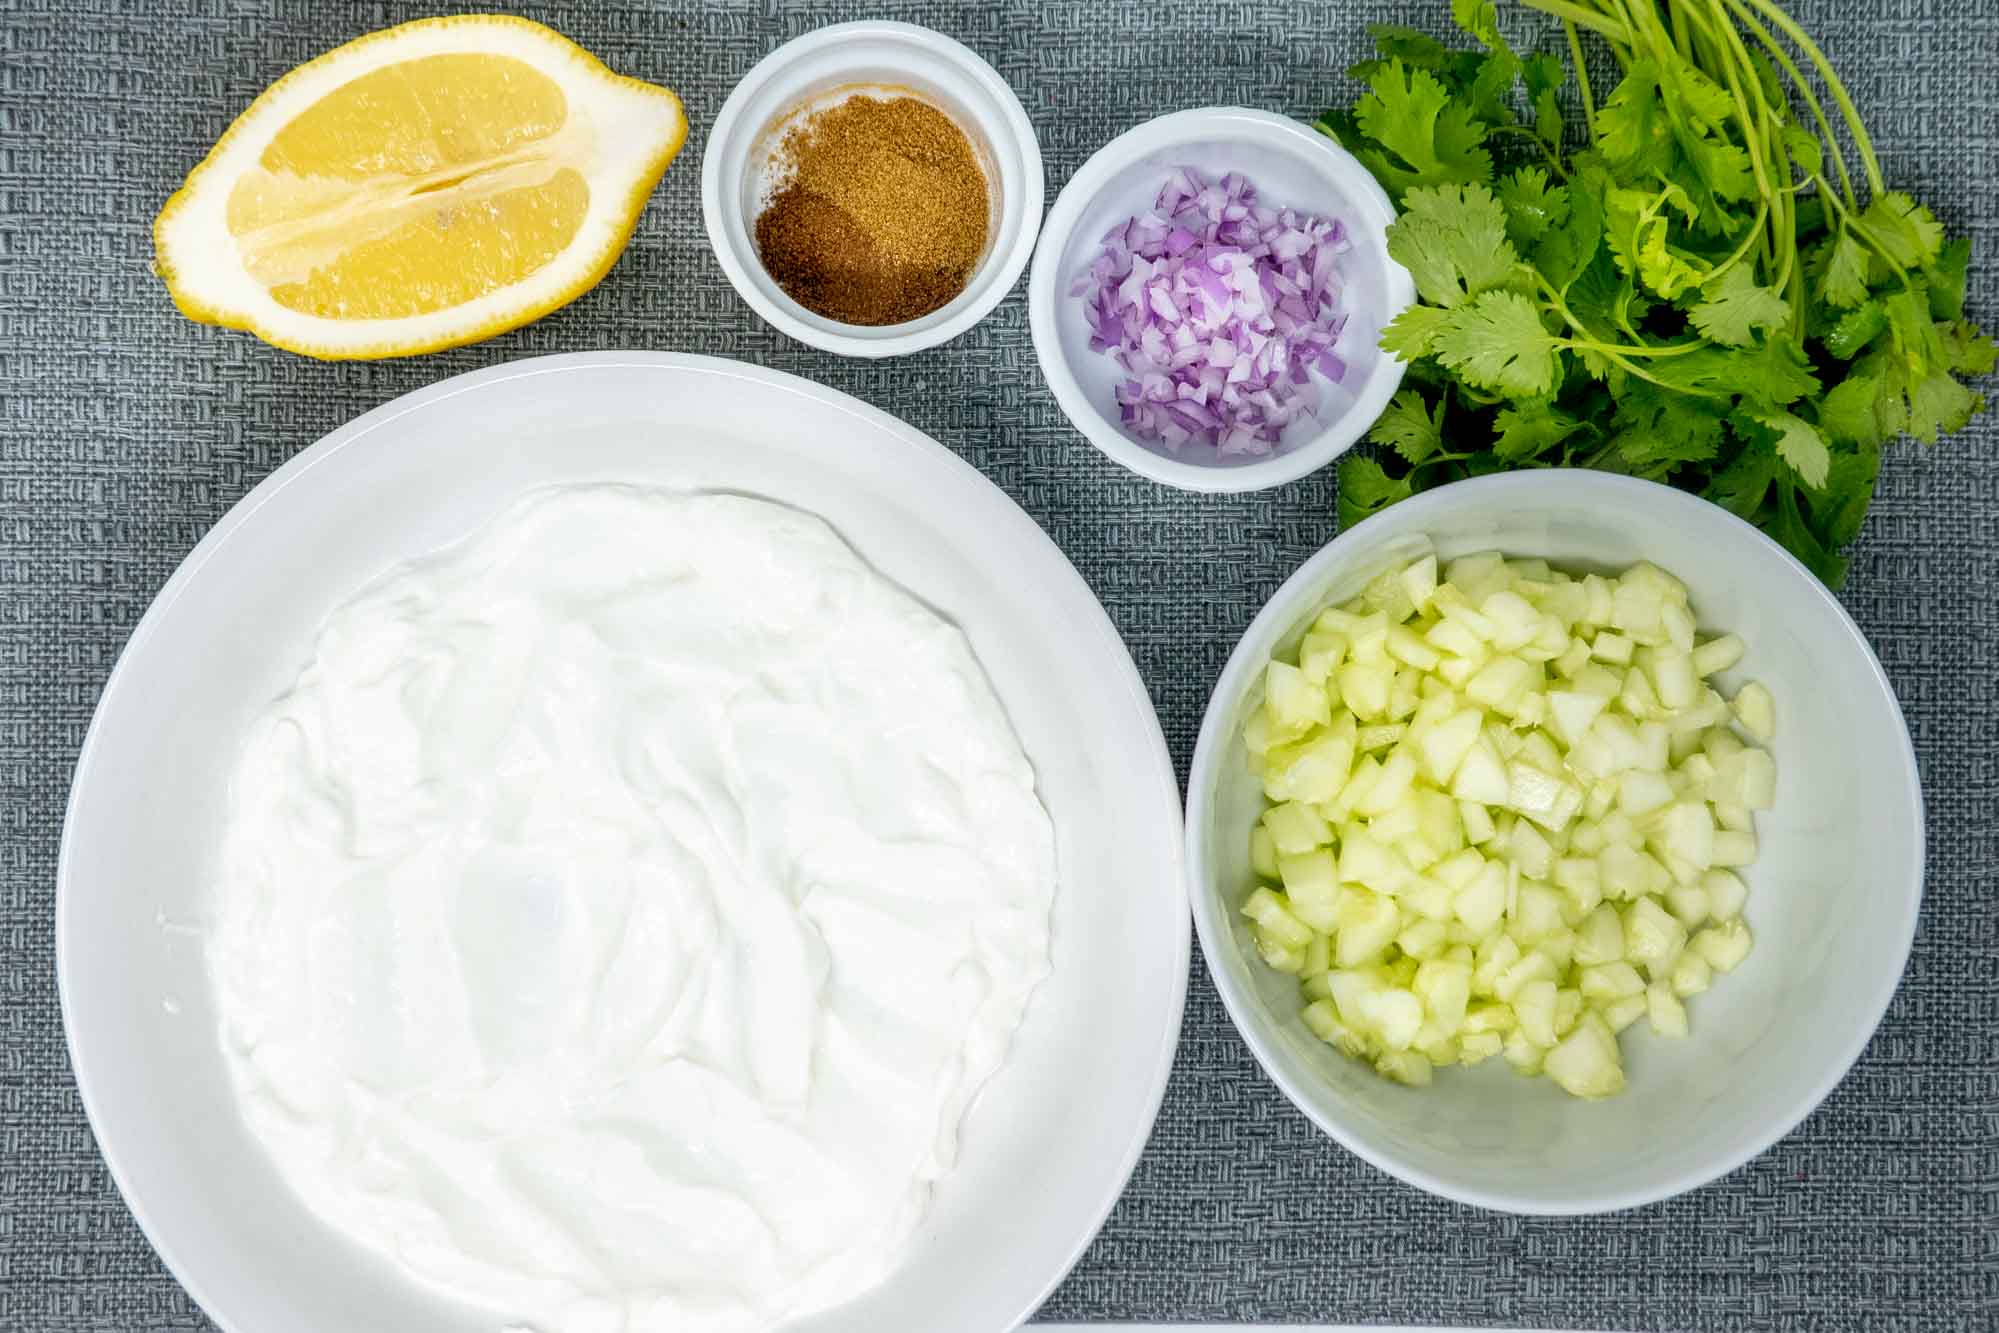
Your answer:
208,485 -> 1057,1333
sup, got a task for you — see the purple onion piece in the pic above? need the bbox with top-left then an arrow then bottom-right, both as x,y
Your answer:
1070,166 -> 1352,454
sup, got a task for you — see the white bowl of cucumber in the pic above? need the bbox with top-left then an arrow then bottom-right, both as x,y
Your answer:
1186,469 -> 1922,1214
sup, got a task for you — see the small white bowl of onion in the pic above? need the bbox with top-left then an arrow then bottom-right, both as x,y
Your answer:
1186,470 -> 1922,1214
1027,108 -> 1414,492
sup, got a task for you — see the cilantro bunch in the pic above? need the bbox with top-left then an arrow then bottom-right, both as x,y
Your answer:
1317,0 -> 1993,585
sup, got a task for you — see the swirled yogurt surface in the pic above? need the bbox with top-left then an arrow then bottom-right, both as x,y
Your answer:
208,485 -> 1057,1333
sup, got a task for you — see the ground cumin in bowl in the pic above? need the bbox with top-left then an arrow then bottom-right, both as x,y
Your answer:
702,20 -> 1042,357
753,93 -> 992,328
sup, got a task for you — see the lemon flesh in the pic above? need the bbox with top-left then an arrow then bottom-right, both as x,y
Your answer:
156,17 -> 685,358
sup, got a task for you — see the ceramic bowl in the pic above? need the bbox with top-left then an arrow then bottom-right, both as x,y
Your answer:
1027,107 -> 1414,492
1186,470 -> 1923,1213
702,21 -> 1042,358
58,353 -> 1187,1330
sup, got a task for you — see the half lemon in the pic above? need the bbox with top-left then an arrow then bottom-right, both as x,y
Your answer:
154,16 -> 686,359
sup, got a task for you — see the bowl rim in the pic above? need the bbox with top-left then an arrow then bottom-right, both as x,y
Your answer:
1184,468 -> 1925,1214
56,350 -> 1189,1330
699,20 -> 1044,359
1026,106 -> 1415,494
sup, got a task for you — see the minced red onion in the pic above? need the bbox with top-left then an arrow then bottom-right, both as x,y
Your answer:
1070,168 -> 1351,456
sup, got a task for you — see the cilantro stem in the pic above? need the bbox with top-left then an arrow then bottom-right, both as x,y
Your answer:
1564,20 -> 1598,127
1694,0 -> 1798,311
1680,1 -> 1778,215
1713,0 -> 1857,207
1525,0 -> 1631,43
1488,124 -> 1572,179
1609,0 -> 1666,50
1528,272 -> 1701,360
1735,0 -> 1885,198
1412,451 -> 1479,470
1549,326 -> 1719,395
1703,201 -> 1772,286
1527,275 -> 1721,396
1667,0 -> 1694,63
1569,337 -> 1704,360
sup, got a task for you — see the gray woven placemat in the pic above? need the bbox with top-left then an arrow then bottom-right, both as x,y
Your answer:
1,1 -> 1993,1329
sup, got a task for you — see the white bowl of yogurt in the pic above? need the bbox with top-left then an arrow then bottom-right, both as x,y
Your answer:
57,353 -> 1187,1333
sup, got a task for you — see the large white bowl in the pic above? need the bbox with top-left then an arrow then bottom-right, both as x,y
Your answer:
57,353 -> 1187,1331
1186,471 -> 1922,1214
1027,108 -> 1414,493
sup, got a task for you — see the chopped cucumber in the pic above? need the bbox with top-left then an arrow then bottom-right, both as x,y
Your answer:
1731,680 -> 1776,742
1241,553 -> 1773,1098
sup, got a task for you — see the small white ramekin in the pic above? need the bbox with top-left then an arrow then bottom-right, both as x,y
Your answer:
701,21 -> 1043,358
1028,108 -> 1414,493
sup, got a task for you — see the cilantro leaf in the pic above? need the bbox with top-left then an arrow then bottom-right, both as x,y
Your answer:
1521,52 -> 1564,100
1386,182 -> 1519,308
1497,166 -> 1570,250
1634,223 -> 1706,299
1451,0 -> 1519,123
1734,337 -> 1824,405
1660,57 -> 1735,132
1450,0 -> 1506,50
1568,246 -> 1647,329
1353,61 -> 1495,197
1522,53 -> 1566,150
1810,226 -> 1871,309
1860,192 -> 1945,269
1660,63 -> 1757,226
1469,50 -> 1521,126
1565,248 -> 1652,378
1651,338 -> 1818,406
1381,303 -> 1452,360
1705,439 -> 1782,520
1688,266 -> 1793,347
1362,25 -> 1455,73
1782,124 -> 1824,179
1314,109 -> 1367,153
1593,58 -> 1752,233
1432,102 -> 1498,188
1338,455 -> 1414,528
1352,26 -> 1488,88
1370,389 -> 1447,463
1747,47 -> 1786,110
1810,442 -> 1881,549
1943,320 -> 1998,376
1603,186 -> 1706,300
1816,374 -> 1891,448
1433,290 -> 1561,397
1535,161 -> 1605,290
1745,406 -> 1832,488
1535,89 -> 1564,151
1595,61 -> 1677,180
1908,369 -> 1980,442
1493,402 -> 1581,461
1609,378 -> 1726,474
1924,236 -> 1971,320
1767,481 -> 1844,585
1823,300 -> 1888,359
1883,287 -> 1946,361
1858,286 -> 1979,440
1615,428 -> 1723,476
1795,194 -> 1829,239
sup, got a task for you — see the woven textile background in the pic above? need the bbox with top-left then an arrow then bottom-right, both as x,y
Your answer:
2,0 -> 1993,1329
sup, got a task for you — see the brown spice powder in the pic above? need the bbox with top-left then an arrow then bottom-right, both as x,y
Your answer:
754,94 -> 990,327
